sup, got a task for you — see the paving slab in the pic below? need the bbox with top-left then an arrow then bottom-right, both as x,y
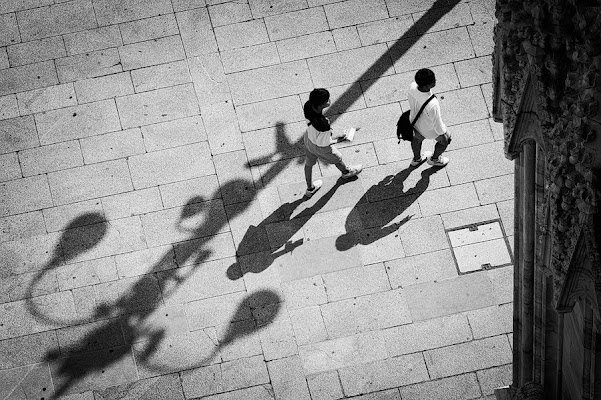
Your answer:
94,0 -> 172,26
289,305 -> 328,345
265,7 -> 329,41
0,0 -> 514,398
119,35 -> 185,71
390,27 -> 474,73
267,355 -> 311,400
0,13 -> 20,46
93,374 -> 185,400
209,1 -> 252,27
299,330 -> 388,374
180,355 -> 270,398
7,36 -> 66,68
56,49 -> 123,83
0,95 -> 19,120
307,370 -> 344,400
0,330 -> 58,369
119,14 -> 179,45
74,73 -> 134,104
249,0 -> 307,18
383,313 -> 472,356
0,49 -> 9,70
308,44 -> 394,88
0,61 -> 59,96
404,270 -> 497,321
0,362 -> 54,400
62,26 -> 123,56
0,210 -> 45,243
424,335 -> 512,379
339,353 -> 428,396
321,289 -> 412,338
0,175 -> 53,217
228,60 -> 313,105
17,0 -> 97,41
0,152 -> 21,183
477,364 -> 512,396
221,43 -> 281,73
115,83 -> 199,129
16,83 -> 77,116
399,373 -> 482,400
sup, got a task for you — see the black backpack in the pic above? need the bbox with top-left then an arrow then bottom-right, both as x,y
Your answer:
396,94 -> 436,143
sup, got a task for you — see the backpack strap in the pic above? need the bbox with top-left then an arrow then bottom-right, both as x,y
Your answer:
411,94 -> 436,126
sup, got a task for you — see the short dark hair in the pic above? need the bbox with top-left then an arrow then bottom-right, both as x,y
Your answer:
415,68 -> 435,87
308,88 -> 330,106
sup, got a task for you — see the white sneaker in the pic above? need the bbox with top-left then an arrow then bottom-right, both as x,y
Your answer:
341,165 -> 362,179
427,156 -> 449,167
410,151 -> 432,167
304,180 -> 323,198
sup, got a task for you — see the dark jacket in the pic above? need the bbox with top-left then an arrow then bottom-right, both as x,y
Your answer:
303,101 -> 331,132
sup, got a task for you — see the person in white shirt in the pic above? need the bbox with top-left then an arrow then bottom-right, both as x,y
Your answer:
303,88 -> 362,198
407,68 -> 451,167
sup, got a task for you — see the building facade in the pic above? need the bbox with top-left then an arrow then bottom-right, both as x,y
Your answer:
493,0 -> 601,399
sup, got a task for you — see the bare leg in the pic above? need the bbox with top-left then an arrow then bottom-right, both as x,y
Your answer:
411,131 -> 424,160
432,134 -> 450,160
305,163 -> 314,189
334,161 -> 349,174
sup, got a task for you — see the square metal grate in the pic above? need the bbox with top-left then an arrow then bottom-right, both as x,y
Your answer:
446,220 -> 513,274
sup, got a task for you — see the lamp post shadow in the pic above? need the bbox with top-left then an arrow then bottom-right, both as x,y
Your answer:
19,0 -> 463,394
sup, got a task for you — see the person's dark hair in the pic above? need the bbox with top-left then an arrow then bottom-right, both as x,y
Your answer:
308,88 -> 330,106
415,68 -> 435,87
304,88 -> 331,132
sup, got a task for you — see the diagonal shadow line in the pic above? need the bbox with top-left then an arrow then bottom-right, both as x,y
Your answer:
248,0 -> 462,168
20,2 -> 463,398
325,0 -> 462,123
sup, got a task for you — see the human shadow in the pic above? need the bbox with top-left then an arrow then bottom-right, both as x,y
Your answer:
21,0 -> 463,394
25,119 -> 310,397
226,177 -> 351,280
336,164 -> 443,251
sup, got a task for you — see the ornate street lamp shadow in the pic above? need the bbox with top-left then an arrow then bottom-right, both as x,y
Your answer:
20,0 -> 463,394
26,197 -> 282,398
25,124 -> 305,397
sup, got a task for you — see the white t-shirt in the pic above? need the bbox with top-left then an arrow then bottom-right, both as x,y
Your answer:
407,81 -> 446,140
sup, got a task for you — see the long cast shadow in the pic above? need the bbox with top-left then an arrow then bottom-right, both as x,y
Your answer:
25,131 -> 301,397
249,0 -> 462,165
236,0 -> 462,278
226,177 -> 352,280
336,165 -> 443,251
22,0 -> 462,396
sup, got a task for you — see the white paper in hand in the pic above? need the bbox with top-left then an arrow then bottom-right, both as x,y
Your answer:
345,127 -> 356,142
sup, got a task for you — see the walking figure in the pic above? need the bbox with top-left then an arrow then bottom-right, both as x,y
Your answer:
303,88 -> 362,198
408,68 -> 452,167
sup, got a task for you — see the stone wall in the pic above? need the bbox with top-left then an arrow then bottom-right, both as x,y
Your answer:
494,0 -> 601,307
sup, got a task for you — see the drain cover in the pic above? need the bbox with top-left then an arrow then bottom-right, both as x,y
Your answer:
447,221 -> 512,273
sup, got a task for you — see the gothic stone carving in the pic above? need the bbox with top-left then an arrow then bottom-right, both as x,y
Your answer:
495,0 -> 601,305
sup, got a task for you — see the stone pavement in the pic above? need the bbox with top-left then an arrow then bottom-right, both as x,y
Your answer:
0,0 -> 514,399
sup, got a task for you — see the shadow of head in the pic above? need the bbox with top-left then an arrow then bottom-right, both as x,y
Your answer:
219,290 -> 281,347
335,232 -> 356,251
59,212 -> 108,264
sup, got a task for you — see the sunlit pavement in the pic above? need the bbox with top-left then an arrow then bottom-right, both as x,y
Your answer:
0,0 -> 513,398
